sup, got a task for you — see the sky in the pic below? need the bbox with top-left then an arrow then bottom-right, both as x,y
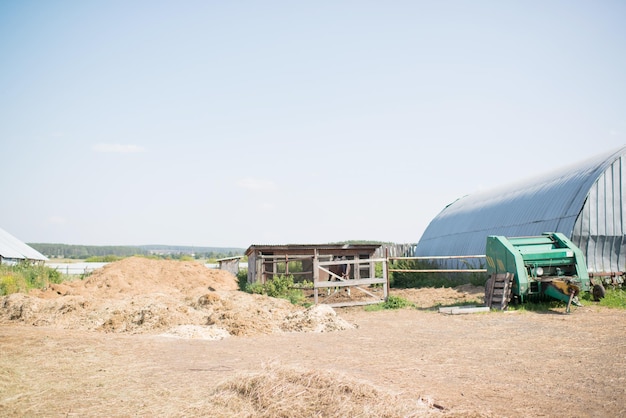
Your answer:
1,1 -> 625,248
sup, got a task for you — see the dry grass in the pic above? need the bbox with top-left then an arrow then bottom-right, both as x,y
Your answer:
202,365 -> 440,417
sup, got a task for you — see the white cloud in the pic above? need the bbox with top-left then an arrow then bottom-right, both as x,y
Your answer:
93,143 -> 145,153
610,129 -> 619,136
237,177 -> 277,192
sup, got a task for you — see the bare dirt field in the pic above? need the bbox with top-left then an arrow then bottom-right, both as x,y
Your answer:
1,257 -> 625,417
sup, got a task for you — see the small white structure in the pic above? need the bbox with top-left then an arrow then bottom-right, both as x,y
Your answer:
216,256 -> 243,276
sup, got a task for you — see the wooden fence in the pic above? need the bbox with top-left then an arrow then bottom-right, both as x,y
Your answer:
251,251 -> 487,307
313,257 -> 388,307
387,254 -> 487,273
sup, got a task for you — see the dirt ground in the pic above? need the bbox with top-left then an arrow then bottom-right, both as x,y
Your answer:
1,257 -> 625,417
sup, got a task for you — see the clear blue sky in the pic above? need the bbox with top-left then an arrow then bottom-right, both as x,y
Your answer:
1,1 -> 624,248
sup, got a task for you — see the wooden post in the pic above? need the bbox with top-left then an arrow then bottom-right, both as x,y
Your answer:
256,255 -> 263,284
313,249 -> 319,305
384,248 -> 389,301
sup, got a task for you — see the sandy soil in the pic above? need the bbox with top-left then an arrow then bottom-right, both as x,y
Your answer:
1,257 -> 625,417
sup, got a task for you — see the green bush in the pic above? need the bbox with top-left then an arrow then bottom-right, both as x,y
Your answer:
237,269 -> 249,291
290,280 -> 314,289
0,274 -> 19,295
264,275 -> 292,297
244,275 -> 308,306
0,262 -> 64,296
245,282 -> 265,295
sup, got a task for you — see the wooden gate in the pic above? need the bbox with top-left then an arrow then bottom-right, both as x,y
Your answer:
313,254 -> 388,307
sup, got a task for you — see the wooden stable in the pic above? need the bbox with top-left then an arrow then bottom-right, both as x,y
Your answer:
245,244 -> 389,307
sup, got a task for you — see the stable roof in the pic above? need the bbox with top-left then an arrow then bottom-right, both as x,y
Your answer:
245,243 -> 382,257
0,227 -> 48,262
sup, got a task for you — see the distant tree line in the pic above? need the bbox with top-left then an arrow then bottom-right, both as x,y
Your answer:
29,243 -> 148,259
28,243 -> 245,261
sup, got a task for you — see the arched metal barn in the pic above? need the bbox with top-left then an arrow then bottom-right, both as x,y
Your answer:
415,145 -> 626,274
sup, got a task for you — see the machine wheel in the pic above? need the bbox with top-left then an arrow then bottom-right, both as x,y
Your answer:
592,284 -> 606,301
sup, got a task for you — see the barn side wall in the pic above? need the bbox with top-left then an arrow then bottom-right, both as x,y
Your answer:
572,155 -> 626,272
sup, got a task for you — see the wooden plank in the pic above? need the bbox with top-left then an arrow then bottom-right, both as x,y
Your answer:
439,306 -> 490,315
389,269 -> 487,273
326,300 -> 385,308
314,278 -> 386,288
318,257 -> 387,266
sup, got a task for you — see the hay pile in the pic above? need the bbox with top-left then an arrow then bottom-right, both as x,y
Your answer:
0,257 -> 354,338
203,366 -> 443,417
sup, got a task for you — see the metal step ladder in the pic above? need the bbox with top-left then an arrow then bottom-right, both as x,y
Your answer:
485,273 -> 514,310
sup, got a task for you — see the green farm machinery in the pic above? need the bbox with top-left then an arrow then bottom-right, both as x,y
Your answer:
485,232 -> 604,312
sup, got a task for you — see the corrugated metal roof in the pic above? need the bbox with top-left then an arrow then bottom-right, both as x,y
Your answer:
415,146 -> 626,257
245,244 -> 382,256
0,227 -> 48,262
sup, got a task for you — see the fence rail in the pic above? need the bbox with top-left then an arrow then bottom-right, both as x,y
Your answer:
387,254 -> 487,273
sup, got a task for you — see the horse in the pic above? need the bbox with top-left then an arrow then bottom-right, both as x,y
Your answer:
327,256 -> 351,295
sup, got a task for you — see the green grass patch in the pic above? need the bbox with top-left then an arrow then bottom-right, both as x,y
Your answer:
506,299 -> 565,312
364,295 -> 415,311
593,288 -> 626,309
504,288 -> 626,311
0,262 -> 64,296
